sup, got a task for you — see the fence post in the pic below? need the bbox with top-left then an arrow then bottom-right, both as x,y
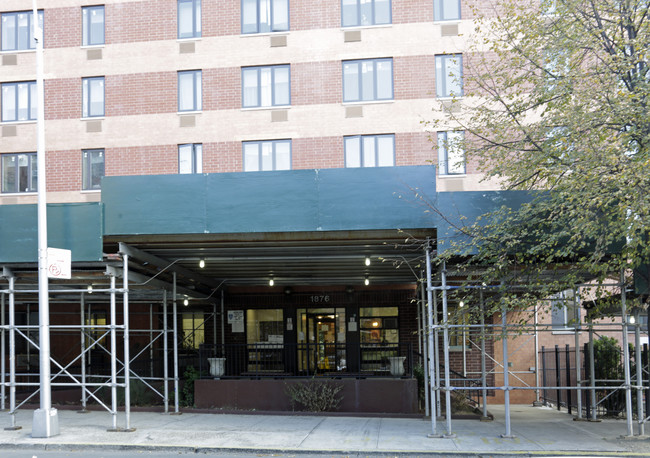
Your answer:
645,344 -> 649,423
541,346 -> 547,405
555,345 -> 561,410
584,343 -> 591,419
565,344 -> 572,415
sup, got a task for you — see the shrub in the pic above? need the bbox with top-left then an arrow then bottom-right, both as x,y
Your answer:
285,379 -> 343,412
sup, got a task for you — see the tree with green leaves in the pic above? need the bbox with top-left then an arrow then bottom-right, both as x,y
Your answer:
428,0 -> 650,310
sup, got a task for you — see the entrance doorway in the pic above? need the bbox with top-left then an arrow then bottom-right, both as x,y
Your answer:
297,308 -> 345,375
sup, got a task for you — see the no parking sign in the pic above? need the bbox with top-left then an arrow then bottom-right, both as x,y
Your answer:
47,247 -> 71,280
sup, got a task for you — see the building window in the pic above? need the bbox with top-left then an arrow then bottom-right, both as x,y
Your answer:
82,149 -> 104,190
178,70 -> 202,112
242,0 -> 289,34
1,81 -> 37,122
242,65 -> 290,108
82,6 -> 105,46
243,140 -> 291,171
434,0 -> 461,21
182,312 -> 205,350
178,143 -> 202,174
1,152 -> 37,194
178,0 -> 201,39
344,134 -> 395,167
551,290 -> 576,331
437,131 -> 465,175
341,0 -> 391,27
541,0 -> 556,15
343,58 -> 393,103
435,54 -> 463,98
82,77 -> 105,118
1,10 -> 43,52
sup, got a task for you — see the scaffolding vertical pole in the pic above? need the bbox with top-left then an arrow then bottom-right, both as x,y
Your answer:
440,261 -> 455,438
588,317 -> 597,421
80,293 -> 87,411
425,245 -> 439,437
501,285 -> 515,438
109,274 -> 118,430
163,290 -> 169,414
574,289 -> 582,419
480,289 -> 488,418
173,273 -> 180,414
122,254 -> 132,431
420,273 -> 430,418
1,292 -> 5,411
621,271 -> 633,437
213,301 -> 217,355
221,290 -> 225,348
149,304 -> 154,378
533,303 -> 541,405
433,287 -> 441,418
7,274 -> 19,430
634,308 -> 644,436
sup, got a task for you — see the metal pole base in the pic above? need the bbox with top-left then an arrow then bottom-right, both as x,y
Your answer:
480,416 -> 493,422
32,408 -> 59,438
107,427 -> 137,432
443,433 -> 457,438
532,401 -> 543,407
170,412 -> 183,416
500,434 -> 517,439
76,409 -> 90,414
427,433 -> 445,438
4,426 -> 21,431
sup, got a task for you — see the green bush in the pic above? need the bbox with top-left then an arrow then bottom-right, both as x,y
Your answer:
285,379 -> 343,412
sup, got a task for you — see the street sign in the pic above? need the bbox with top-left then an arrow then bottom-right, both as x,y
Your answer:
46,247 -> 71,279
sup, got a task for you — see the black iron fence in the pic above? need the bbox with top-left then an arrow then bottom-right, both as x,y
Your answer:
190,342 -> 413,378
540,343 -> 650,418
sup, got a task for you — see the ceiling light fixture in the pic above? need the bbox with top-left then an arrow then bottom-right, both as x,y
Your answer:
87,285 -> 93,294
459,301 -> 465,308
199,259 -> 205,269
269,278 -> 274,286
364,277 -> 369,286
365,257 -> 371,266
183,298 -> 189,306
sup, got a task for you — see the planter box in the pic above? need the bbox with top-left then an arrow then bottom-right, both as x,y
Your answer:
195,378 -> 418,414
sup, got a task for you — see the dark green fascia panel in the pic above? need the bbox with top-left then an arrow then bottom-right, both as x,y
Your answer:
435,190 -> 535,255
0,202 -> 103,263
102,166 -> 438,235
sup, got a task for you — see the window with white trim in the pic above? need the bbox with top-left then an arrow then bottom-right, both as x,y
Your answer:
435,54 -> 463,98
179,143 -> 203,174
82,149 -> 104,190
243,140 -> 291,171
344,134 -> 395,167
82,6 -> 105,46
241,0 -> 289,34
437,131 -> 465,175
1,10 -> 43,52
341,0 -> 391,27
1,152 -> 37,193
434,0 -> 460,21
178,0 -> 201,39
178,70 -> 202,112
551,290 -> 577,331
242,65 -> 290,108
82,77 -> 105,118
1,81 -> 37,122
343,58 -> 393,103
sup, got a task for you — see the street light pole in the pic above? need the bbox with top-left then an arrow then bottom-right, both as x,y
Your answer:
31,0 -> 59,438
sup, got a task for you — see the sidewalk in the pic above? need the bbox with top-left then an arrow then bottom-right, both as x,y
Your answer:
0,404 -> 648,456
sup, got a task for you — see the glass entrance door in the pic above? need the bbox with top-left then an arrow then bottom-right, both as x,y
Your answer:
297,308 -> 345,375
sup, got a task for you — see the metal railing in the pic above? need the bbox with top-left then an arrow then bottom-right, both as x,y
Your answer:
194,342 -> 413,378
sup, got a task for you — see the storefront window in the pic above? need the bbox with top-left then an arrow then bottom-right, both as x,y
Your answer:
246,309 -> 284,372
182,312 -> 205,350
359,306 -> 398,343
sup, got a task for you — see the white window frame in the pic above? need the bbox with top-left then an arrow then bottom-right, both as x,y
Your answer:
437,130 -> 465,175
1,152 -> 37,194
342,58 -> 393,103
433,0 -> 461,22
435,54 -> 463,98
341,0 -> 392,28
242,65 -> 290,108
82,5 -> 105,46
178,143 -> 203,174
82,76 -> 105,118
82,149 -> 105,190
1,10 -> 43,52
551,290 -> 577,332
243,139 -> 291,171
241,0 -> 289,34
178,0 -> 201,39
344,134 -> 395,168
178,70 -> 202,112
1,81 -> 37,122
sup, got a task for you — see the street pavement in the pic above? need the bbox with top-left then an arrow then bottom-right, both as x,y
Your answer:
0,404 -> 648,457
